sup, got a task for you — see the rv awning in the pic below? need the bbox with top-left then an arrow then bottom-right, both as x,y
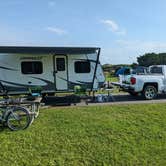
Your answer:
0,46 -> 100,54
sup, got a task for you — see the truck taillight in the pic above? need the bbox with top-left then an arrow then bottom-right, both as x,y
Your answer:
130,77 -> 136,85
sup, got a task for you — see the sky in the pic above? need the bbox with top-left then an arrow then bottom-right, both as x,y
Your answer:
1,0 -> 166,64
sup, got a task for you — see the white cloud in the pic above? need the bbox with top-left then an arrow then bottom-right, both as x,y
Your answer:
48,1 -> 56,7
100,19 -> 126,36
46,27 -> 67,35
101,19 -> 119,31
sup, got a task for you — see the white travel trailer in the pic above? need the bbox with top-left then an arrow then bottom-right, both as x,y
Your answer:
0,46 -> 105,95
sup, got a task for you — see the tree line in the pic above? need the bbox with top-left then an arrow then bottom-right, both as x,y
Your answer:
102,52 -> 166,75
137,53 -> 166,67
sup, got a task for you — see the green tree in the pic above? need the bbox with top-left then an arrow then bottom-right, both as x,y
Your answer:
137,53 -> 166,66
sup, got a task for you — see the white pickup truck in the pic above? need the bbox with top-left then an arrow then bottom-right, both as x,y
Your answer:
112,65 -> 166,100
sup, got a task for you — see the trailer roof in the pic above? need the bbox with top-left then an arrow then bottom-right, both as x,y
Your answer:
0,46 -> 100,54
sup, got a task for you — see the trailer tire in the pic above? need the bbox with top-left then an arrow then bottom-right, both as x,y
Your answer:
143,85 -> 157,100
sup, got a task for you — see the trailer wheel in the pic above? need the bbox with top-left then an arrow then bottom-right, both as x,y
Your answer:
143,85 -> 157,100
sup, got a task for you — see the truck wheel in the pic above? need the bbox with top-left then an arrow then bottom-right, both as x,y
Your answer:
143,85 -> 157,100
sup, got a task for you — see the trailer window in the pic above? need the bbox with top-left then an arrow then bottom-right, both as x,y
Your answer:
21,61 -> 43,74
56,58 -> 65,71
75,61 -> 90,73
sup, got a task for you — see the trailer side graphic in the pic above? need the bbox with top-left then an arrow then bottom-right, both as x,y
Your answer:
0,46 -> 105,95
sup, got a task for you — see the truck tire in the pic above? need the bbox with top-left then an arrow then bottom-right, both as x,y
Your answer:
143,85 -> 157,100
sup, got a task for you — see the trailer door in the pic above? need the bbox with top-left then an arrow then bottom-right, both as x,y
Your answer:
54,56 -> 68,90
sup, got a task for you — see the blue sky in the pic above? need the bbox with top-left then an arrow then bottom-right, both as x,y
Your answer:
1,0 -> 166,64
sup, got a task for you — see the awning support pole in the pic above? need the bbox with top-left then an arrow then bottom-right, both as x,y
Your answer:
91,48 -> 100,91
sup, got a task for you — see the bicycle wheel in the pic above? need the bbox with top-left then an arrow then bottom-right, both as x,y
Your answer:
7,106 -> 31,131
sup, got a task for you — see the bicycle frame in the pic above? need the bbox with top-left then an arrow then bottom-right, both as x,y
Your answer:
0,105 -> 17,125
0,82 -> 41,130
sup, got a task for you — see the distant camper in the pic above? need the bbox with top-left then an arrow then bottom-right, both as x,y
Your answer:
0,46 -> 105,95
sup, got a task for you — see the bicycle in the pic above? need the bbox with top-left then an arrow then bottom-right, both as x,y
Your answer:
19,96 -> 42,124
0,83 -> 31,131
0,98 -> 31,131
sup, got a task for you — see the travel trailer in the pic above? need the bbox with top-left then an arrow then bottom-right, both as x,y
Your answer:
0,46 -> 105,95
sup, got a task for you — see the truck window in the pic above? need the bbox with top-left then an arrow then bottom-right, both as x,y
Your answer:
124,68 -> 130,75
150,66 -> 162,74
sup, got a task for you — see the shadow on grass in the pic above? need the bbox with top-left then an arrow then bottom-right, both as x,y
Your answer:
0,123 -> 9,132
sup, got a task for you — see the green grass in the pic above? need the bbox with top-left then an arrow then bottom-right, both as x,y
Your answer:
1,104 -> 166,165
104,72 -> 118,82
103,72 -> 120,93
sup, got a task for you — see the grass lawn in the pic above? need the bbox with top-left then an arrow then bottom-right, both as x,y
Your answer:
0,104 -> 166,165
104,72 -> 118,82
103,72 -> 120,93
